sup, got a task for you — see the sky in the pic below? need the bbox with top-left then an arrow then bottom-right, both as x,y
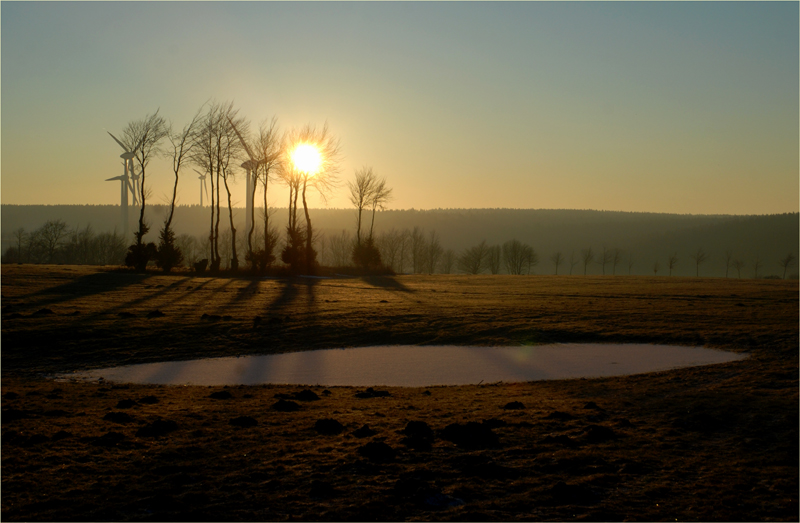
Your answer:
2,1 -> 798,215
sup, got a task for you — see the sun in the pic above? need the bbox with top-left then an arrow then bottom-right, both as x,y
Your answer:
291,143 -> 322,175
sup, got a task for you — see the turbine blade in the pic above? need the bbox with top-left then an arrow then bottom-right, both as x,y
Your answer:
227,116 -> 257,163
106,175 -> 125,181
107,131 -> 128,152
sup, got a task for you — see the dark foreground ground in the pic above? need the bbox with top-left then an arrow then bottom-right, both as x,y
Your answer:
1,265 -> 798,521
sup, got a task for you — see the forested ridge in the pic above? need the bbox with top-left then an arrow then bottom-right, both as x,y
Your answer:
2,205 -> 797,278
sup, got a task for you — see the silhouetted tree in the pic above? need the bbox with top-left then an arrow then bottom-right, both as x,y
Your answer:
690,248 -> 707,277
253,117 -> 282,271
488,244 -> 502,274
410,226 -> 426,274
12,227 -> 27,263
348,166 -> 376,246
581,247 -> 594,275
158,108 -> 202,272
551,251 -> 564,275
668,253 -> 678,276
441,249 -> 456,274
368,176 -> 392,241
328,229 -> 353,267
597,246 -> 613,275
627,253 -> 635,275
502,239 -> 533,275
612,248 -> 623,275
123,109 -> 168,270
779,253 -> 796,279
752,256 -> 762,279
569,251 -> 580,275
39,219 -> 68,263
724,250 -> 733,278
425,231 -> 443,274
653,260 -> 660,275
283,122 -> 341,274
732,258 -> 745,279
459,240 -> 490,275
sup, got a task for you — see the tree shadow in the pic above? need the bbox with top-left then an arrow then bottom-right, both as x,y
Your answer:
265,277 -> 321,313
359,275 -> 414,293
10,270 -> 153,309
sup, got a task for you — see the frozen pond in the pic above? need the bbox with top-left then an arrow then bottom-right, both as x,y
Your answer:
56,344 -> 747,387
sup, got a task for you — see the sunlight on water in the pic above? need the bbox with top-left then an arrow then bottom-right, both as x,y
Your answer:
55,344 -> 747,387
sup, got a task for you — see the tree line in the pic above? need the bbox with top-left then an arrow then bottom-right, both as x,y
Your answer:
106,102 -> 342,275
3,216 -> 796,280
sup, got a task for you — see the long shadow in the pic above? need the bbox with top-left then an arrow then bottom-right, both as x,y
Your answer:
265,277 -> 321,313
359,275 -> 415,293
9,270 -> 153,309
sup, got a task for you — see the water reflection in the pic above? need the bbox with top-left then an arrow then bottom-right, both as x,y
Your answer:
57,344 -> 747,387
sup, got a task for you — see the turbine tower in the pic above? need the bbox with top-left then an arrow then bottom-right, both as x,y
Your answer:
194,169 -> 209,207
227,117 -> 262,242
105,131 -> 140,236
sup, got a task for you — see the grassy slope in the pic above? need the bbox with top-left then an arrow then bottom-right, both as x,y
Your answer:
1,265 -> 797,521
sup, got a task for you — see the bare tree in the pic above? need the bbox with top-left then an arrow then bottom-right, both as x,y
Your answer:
410,226 -> 426,274
611,248 -> 623,275
752,256 -> 762,279
397,229 -> 411,274
12,228 -> 27,263
550,251 -> 564,275
653,260 -> 660,275
597,246 -> 613,275
376,229 -> 402,271
425,230 -> 444,274
158,107 -> 203,272
581,247 -> 594,275
440,249 -> 456,274
282,122 -> 342,274
348,167 -> 376,246
569,251 -> 580,275
39,219 -> 68,263
368,177 -> 392,242
627,253 -> 635,275
526,248 -> 540,274
254,117 -> 282,270
732,258 -> 745,279
123,109 -> 168,267
502,239 -> 533,275
668,253 -> 678,276
689,248 -> 707,277
328,229 -> 353,267
779,253 -> 796,279
723,250 -> 734,278
488,244 -> 502,274
458,240 -> 490,275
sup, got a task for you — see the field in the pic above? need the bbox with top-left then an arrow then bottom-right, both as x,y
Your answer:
2,264 -> 797,521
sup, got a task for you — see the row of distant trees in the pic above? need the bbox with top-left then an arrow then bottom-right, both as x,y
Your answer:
2,221 -> 127,266
2,218 -> 796,280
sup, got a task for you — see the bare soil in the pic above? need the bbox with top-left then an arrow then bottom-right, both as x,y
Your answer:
2,264 -> 797,521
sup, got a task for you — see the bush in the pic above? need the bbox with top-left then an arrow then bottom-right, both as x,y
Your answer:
125,242 -> 158,272
352,238 -> 382,270
156,226 -> 183,273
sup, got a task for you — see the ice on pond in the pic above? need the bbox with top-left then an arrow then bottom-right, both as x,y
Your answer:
56,344 -> 747,387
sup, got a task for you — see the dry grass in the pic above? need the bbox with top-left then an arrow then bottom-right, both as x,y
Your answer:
2,264 -> 797,521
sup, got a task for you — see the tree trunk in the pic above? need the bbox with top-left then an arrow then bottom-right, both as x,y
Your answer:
302,177 -> 314,275
223,173 -> 238,271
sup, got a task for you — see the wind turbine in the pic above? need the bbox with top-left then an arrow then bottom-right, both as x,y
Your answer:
227,117 -> 261,241
194,169 -> 209,207
105,131 -> 140,236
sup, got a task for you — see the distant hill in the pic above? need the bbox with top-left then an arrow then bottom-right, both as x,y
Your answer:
1,204 -> 797,277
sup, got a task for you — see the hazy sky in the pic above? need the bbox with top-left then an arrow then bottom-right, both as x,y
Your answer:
2,1 -> 798,215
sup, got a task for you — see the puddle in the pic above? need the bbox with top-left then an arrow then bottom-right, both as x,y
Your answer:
55,344 -> 747,387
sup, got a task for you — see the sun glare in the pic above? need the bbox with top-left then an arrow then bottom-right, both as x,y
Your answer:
291,143 -> 322,175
